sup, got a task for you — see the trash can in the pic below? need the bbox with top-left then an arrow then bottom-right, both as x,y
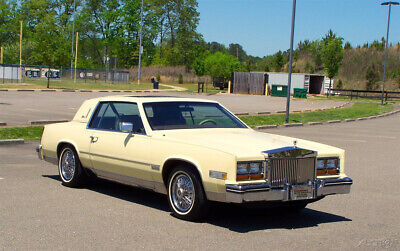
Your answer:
271,85 -> 288,97
151,77 -> 159,89
294,88 -> 307,98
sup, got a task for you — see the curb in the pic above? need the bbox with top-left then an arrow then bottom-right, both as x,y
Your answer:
30,119 -> 69,125
254,107 -> 400,130
0,122 -> 6,126
256,125 -> 278,129
41,89 -> 56,92
17,89 -> 34,92
307,122 -> 323,126
283,123 -> 303,127
234,112 -> 249,116
0,89 -> 8,91
0,139 -> 24,145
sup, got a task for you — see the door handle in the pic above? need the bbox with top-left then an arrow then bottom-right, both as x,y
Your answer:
90,136 -> 98,143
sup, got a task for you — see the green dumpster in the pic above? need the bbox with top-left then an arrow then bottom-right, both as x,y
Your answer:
294,88 -> 308,98
271,85 -> 288,97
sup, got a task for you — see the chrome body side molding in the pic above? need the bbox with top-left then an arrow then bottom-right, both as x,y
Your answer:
88,168 -> 167,194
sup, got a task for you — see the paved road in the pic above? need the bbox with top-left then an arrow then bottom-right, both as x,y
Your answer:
1,115 -> 399,250
0,91 -> 345,126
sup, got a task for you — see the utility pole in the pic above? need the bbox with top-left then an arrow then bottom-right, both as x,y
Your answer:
285,0 -> 296,123
0,46 -> 3,64
380,1 -> 399,105
137,0 -> 144,85
71,0 -> 76,79
74,32 -> 79,84
19,21 -> 23,83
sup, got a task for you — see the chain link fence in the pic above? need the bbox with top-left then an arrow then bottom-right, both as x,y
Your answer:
0,63 -> 130,86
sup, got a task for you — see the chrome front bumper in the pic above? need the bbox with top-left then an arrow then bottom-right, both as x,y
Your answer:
225,177 -> 353,203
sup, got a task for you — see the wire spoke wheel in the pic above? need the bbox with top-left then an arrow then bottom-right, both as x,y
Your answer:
60,149 -> 76,182
170,173 -> 195,213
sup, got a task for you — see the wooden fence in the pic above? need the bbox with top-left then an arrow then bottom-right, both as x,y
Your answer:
331,89 -> 400,100
231,72 -> 267,95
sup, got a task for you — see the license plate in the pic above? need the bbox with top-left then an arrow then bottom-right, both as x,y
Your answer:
291,185 -> 314,200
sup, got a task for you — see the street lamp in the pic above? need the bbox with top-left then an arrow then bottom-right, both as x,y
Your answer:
71,0 -> 76,79
380,1 -> 399,105
285,0 -> 296,123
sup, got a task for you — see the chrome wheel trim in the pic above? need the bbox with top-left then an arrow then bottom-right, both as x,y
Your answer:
169,172 -> 195,215
60,149 -> 76,182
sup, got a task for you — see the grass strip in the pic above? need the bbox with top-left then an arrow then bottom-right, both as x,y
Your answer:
239,102 -> 394,127
0,126 -> 44,140
1,79 -> 172,91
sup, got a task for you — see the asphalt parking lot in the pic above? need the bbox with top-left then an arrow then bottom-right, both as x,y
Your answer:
1,115 -> 399,250
0,91 -> 346,126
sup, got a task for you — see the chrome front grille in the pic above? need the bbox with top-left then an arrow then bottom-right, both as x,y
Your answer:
268,157 -> 316,188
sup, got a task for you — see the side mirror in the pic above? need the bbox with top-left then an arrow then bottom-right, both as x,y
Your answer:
121,122 -> 133,133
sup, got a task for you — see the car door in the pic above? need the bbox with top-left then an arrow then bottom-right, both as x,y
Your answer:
87,101 -> 153,188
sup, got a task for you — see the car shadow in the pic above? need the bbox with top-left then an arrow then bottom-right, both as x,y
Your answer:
205,203 -> 351,233
42,174 -> 351,233
42,174 -> 169,212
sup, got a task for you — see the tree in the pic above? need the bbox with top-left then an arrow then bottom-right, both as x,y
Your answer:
344,41 -> 352,50
204,52 -> 241,81
0,0 -> 18,44
272,51 -> 285,72
321,31 -> 343,97
228,43 -> 247,62
193,57 -> 205,76
365,64 -> 379,91
207,41 -> 227,54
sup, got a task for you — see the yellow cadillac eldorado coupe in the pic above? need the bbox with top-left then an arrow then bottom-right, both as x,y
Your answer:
37,95 -> 352,220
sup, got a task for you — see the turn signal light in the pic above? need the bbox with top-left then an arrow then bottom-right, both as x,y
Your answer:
317,169 -> 340,176
236,174 -> 264,181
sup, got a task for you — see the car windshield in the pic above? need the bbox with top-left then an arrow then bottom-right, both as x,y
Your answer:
143,101 -> 247,130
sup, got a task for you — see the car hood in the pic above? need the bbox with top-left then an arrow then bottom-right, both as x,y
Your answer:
155,128 -> 344,159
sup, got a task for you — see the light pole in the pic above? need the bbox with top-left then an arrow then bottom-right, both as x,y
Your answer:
138,0 -> 144,85
380,1 -> 399,105
71,0 -> 76,79
285,0 -> 296,123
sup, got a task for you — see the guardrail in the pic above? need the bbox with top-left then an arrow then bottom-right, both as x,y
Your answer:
331,89 -> 400,101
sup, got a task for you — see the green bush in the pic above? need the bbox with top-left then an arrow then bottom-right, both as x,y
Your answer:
156,73 -> 161,82
204,52 -> 241,81
178,73 -> 183,84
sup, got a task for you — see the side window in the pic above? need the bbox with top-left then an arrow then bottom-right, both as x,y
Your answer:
113,103 -> 145,133
88,102 -> 145,133
97,104 -> 117,130
88,102 -> 108,129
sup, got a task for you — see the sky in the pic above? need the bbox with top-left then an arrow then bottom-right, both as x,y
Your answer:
197,0 -> 400,57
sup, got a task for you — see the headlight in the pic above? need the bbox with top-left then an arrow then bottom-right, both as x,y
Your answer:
236,161 -> 264,181
317,157 -> 340,175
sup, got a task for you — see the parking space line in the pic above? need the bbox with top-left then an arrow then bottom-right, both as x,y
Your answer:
0,177 -> 4,180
